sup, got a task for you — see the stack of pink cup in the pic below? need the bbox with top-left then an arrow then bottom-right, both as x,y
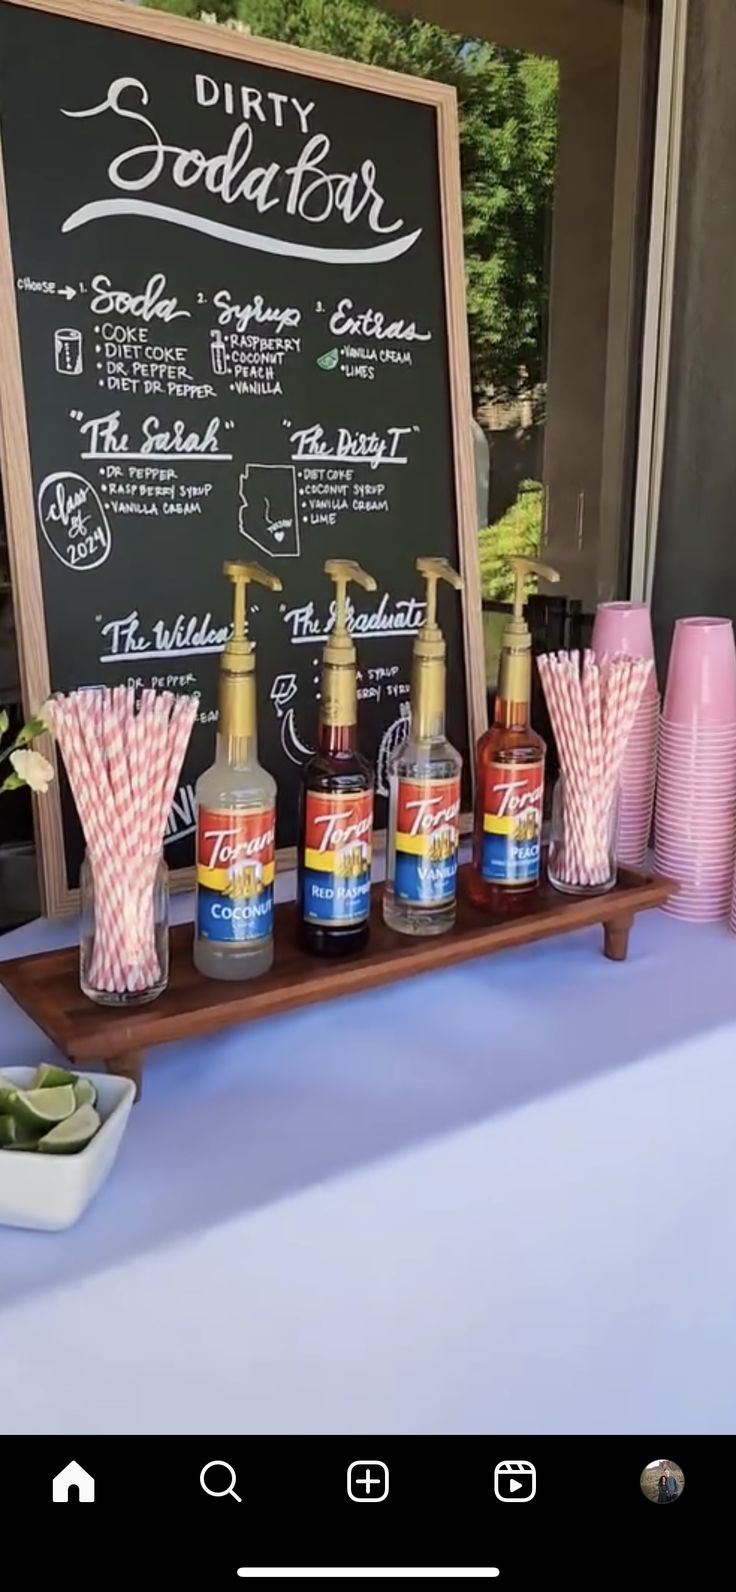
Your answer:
591,602 -> 659,868
654,616 -> 736,920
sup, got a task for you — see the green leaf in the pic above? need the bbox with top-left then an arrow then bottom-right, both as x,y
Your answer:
13,718 -> 46,747
478,480 -> 544,601
1,772 -> 24,792
0,709 -> 9,740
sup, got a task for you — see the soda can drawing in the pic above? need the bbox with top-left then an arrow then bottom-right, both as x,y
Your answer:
54,328 -> 83,376
210,333 -> 228,376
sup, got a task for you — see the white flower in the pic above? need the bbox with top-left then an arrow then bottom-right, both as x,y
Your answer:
10,748 -> 55,793
35,699 -> 55,733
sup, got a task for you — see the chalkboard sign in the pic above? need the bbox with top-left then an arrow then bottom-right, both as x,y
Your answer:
0,0 -> 484,915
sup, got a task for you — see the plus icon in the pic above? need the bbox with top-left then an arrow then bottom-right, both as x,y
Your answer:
347,1460 -> 389,1503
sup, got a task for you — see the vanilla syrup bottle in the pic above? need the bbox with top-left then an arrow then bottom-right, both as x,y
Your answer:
194,561 -> 282,980
297,560 -> 377,957
383,557 -> 464,936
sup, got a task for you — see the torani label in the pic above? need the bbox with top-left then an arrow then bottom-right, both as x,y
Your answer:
481,761 -> 543,885
391,774 -> 461,906
196,806 -> 275,942
301,788 -> 373,925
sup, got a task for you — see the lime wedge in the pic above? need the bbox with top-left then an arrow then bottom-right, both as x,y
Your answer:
317,347 -> 339,370
32,1062 -> 73,1090
0,1114 -> 40,1148
10,1084 -> 76,1128
0,1077 -> 19,1109
73,1077 -> 97,1109
38,1103 -> 100,1155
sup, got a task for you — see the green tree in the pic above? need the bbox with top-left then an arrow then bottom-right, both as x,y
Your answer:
143,0 -> 558,400
478,479 -> 543,601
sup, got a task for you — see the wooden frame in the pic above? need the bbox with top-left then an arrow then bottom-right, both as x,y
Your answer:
0,0 -> 485,915
629,0 -> 689,605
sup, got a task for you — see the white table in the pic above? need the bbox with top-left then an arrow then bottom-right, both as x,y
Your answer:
1,884 -> 734,1434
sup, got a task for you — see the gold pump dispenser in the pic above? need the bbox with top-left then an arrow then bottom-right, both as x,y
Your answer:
321,558 -> 377,727
411,556 -> 463,739
498,556 -> 560,709
219,560 -> 283,743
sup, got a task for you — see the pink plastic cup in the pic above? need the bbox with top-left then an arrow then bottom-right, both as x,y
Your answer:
662,898 -> 730,922
656,765 -> 736,786
661,881 -> 731,901
657,736 -> 736,756
656,792 -> 736,813
658,723 -> 736,745
655,779 -> 736,804
655,817 -> 735,836
653,834 -> 732,859
660,877 -> 732,894
655,823 -> 736,846
657,761 -> 736,781
656,745 -> 736,770
657,867 -> 731,888
655,812 -> 736,836
591,603 -> 658,702
623,759 -> 658,783
656,770 -> 736,796
663,617 -> 736,726
654,823 -> 735,849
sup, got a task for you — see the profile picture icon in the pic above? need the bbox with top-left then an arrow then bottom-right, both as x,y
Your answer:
640,1458 -> 685,1504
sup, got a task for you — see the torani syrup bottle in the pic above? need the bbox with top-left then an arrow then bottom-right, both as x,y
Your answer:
383,557 -> 463,936
298,559 -> 377,957
194,560 -> 282,980
468,556 -> 559,917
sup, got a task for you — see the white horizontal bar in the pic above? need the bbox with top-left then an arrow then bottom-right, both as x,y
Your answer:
236,1572 -> 500,1581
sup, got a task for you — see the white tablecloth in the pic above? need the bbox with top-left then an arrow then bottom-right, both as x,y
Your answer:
1,882 -> 734,1434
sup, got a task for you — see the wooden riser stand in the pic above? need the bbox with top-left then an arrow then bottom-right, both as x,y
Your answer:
0,866 -> 674,1096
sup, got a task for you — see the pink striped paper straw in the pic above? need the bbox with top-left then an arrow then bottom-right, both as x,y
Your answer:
49,686 -> 198,999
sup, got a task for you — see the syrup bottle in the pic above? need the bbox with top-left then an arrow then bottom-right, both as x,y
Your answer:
194,560 -> 282,980
297,559 -> 377,957
468,555 -> 559,917
383,557 -> 463,936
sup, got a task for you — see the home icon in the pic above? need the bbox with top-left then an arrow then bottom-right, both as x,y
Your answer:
52,1460 -> 95,1503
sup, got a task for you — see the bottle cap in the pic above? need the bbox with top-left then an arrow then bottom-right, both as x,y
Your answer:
502,557 -> 560,652
323,559 -> 377,667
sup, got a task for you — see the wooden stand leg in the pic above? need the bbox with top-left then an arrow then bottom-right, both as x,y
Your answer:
107,1050 -> 145,1101
603,913 -> 633,962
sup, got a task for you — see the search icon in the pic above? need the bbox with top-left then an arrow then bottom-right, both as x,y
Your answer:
200,1461 -> 242,1503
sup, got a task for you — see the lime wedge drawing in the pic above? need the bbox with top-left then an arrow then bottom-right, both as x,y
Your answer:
317,348 -> 339,371
73,1077 -> 97,1109
32,1062 -> 73,1090
10,1084 -> 76,1128
38,1103 -> 101,1155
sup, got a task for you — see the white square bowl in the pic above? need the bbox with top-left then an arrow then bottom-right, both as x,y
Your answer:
0,1067 -> 135,1230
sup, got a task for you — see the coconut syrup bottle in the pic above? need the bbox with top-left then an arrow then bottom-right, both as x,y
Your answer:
383,557 -> 463,936
194,561 -> 282,980
468,556 -> 559,917
297,559 -> 377,957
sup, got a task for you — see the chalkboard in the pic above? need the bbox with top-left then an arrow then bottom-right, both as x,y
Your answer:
0,0 -> 484,915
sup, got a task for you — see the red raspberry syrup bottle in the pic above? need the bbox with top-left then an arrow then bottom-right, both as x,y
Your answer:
297,560 -> 377,957
468,556 -> 559,918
